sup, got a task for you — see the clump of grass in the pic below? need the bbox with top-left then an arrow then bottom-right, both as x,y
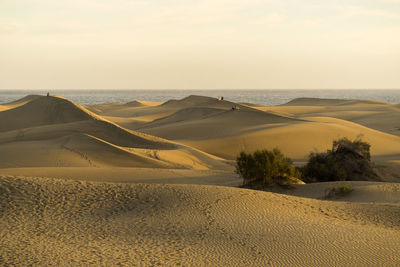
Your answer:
325,184 -> 353,198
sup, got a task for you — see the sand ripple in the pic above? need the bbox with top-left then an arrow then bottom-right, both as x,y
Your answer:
1,175 -> 399,266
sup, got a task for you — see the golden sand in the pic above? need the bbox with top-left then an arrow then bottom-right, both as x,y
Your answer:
1,95 -> 400,265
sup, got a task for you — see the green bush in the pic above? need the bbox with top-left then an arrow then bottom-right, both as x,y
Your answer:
235,148 -> 301,186
302,137 -> 378,183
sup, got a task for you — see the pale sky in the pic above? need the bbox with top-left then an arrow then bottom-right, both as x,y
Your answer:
1,0 -> 399,89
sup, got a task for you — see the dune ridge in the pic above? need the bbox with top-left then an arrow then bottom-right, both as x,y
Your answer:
0,94 -> 42,111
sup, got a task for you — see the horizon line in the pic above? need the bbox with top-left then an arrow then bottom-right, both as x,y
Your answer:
1,88 -> 399,91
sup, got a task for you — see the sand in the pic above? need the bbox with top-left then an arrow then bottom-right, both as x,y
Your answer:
0,167 -> 241,186
0,96 -> 231,170
104,95 -> 400,164
1,94 -> 400,265
1,176 -> 400,266
258,97 -> 400,137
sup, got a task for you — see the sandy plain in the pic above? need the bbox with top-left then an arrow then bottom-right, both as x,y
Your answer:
1,94 -> 400,265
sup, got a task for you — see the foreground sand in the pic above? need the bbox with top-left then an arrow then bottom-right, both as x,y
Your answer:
1,175 -> 399,266
0,167 -> 240,186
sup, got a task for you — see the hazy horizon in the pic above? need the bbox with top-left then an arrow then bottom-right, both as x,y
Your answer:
1,0 -> 399,90
2,88 -> 400,91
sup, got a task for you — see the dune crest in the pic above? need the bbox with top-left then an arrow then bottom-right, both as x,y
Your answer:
0,96 -> 96,132
126,100 -> 161,107
0,94 -> 42,111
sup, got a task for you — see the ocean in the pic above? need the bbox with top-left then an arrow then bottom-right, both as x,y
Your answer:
1,89 -> 400,106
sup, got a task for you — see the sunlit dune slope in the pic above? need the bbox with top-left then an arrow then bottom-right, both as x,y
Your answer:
110,96 -> 400,162
0,96 -> 97,132
1,175 -> 399,266
0,96 -> 176,150
87,95 -> 245,119
85,100 -> 161,115
161,95 -> 239,109
126,100 -> 161,107
0,133 -> 169,168
0,94 -> 42,111
282,97 -> 388,106
2,94 -> 400,169
183,118 -> 400,161
136,105 -> 299,140
88,94 -> 299,134
255,98 -> 400,136
0,96 -> 229,170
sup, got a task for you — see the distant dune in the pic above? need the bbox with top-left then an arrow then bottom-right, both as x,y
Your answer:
1,94 -> 400,265
0,95 -> 96,131
282,97 -> 388,106
96,95 -> 400,163
0,95 -> 230,170
261,98 -> 400,137
0,94 -> 42,111
126,100 -> 161,107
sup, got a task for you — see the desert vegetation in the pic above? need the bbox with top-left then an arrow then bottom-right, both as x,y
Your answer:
302,137 -> 378,183
235,148 -> 301,187
236,137 -> 378,187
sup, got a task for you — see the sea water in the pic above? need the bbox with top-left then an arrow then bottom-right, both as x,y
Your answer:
1,89 -> 400,106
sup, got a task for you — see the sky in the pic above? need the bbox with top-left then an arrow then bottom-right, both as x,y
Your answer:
1,0 -> 399,89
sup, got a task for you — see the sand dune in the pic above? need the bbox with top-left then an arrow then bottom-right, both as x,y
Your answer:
161,95 -> 241,109
2,94 -> 42,105
0,122 -> 228,170
1,175 -> 399,266
279,181 -> 400,204
126,100 -> 161,107
111,96 -> 400,163
85,100 -> 161,115
4,94 -> 398,165
182,119 -> 400,162
89,95 -> 242,119
0,94 -> 42,111
0,120 -> 173,150
2,94 -> 400,265
137,106 -> 299,140
0,133 -> 171,168
0,167 -> 240,186
283,97 -> 353,106
283,97 -> 388,106
0,96 -> 97,132
258,98 -> 400,136
0,95 -> 230,170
